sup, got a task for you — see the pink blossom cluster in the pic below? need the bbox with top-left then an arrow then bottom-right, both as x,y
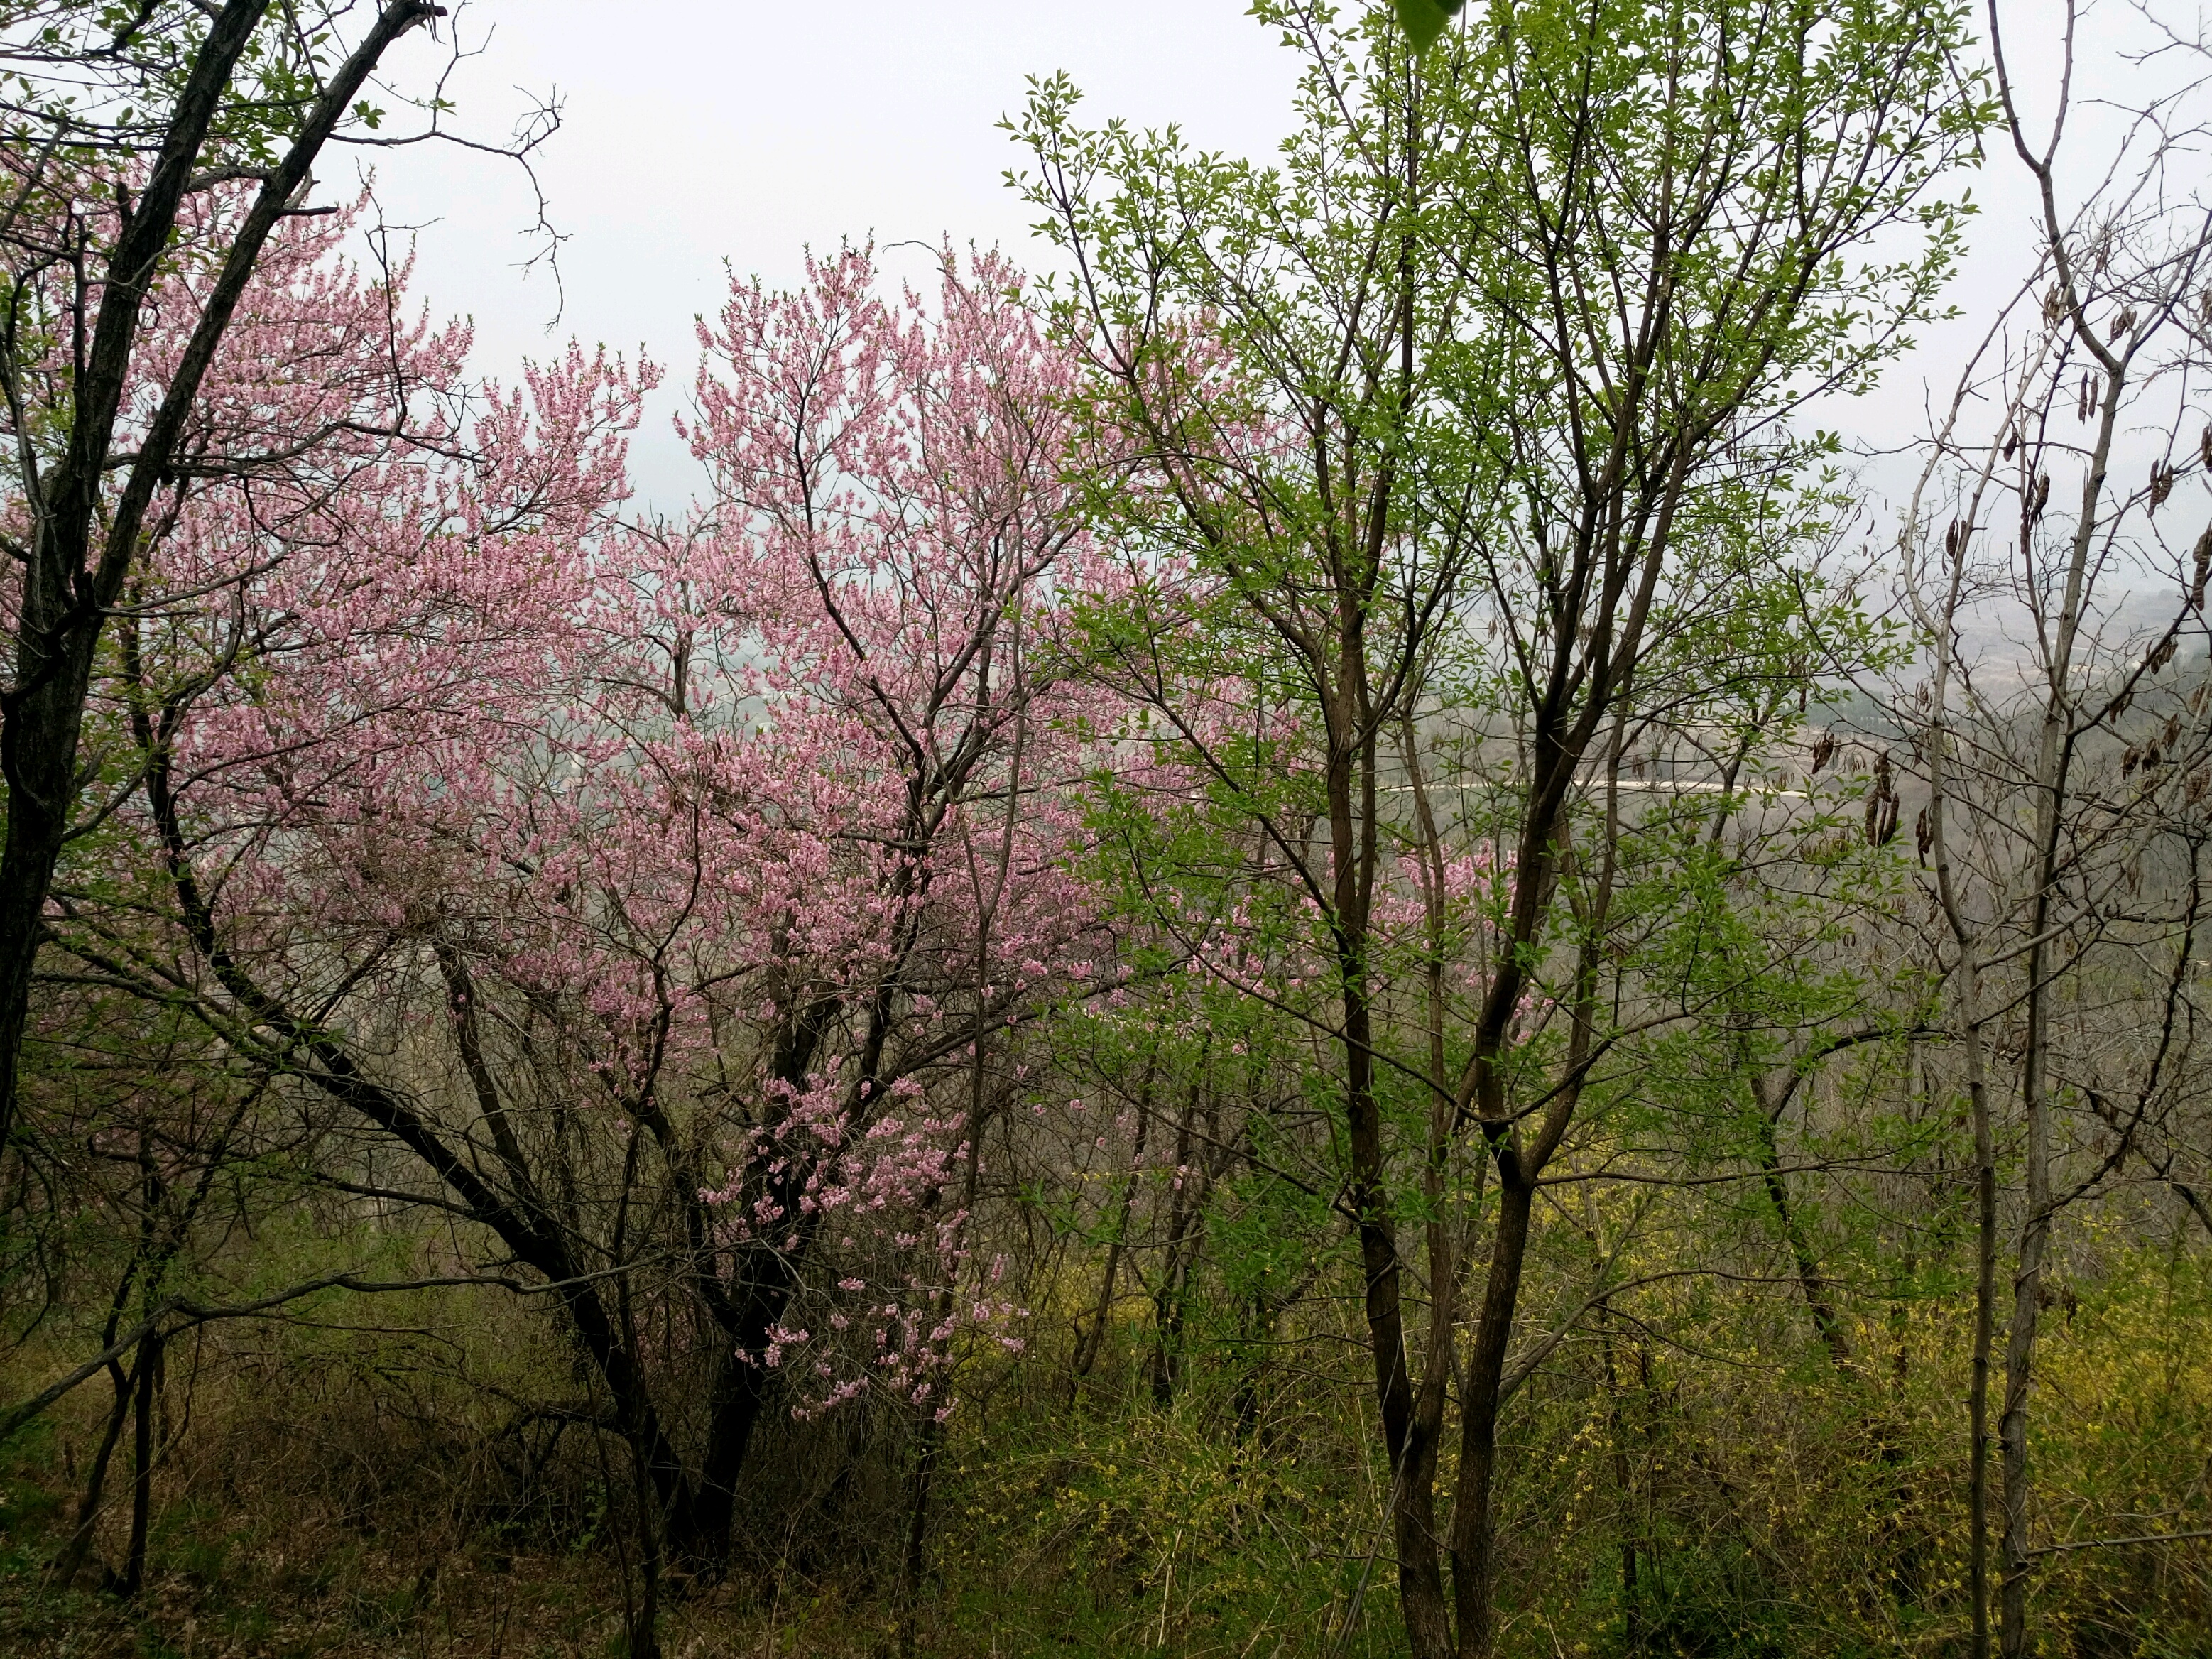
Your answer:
89,222 -> 1116,1416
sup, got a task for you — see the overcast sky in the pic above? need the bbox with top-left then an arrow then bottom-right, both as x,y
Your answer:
355,2 -> 1299,508
351,1 -> 2192,521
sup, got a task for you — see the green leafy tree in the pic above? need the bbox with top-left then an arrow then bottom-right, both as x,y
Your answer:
1018,1 -> 1985,1652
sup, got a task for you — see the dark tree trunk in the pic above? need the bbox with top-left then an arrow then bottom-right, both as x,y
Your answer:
0,0 -> 440,1151
1601,1315 -> 1642,1655
122,1333 -> 159,1595
1449,1166 -> 1535,1658
49,1350 -> 136,1585
667,1272 -> 791,1574
1150,1082 -> 1202,1410
1070,1059 -> 1153,1400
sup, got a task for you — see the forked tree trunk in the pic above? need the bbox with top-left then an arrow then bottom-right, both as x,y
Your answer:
1448,1170 -> 1535,1656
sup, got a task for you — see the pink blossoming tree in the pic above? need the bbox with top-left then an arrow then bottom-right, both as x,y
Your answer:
50,232 -> 1115,1577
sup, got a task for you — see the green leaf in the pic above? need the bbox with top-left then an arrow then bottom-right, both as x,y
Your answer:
1390,0 -> 1465,52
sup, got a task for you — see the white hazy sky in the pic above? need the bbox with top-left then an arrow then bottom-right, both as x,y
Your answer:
349,1 -> 2187,518
356,1 -> 1300,508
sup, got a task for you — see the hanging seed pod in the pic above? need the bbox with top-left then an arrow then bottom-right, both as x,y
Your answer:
2032,473 -> 2052,521
2044,286 -> 2066,322
1944,518 -> 1962,557
1811,732 -> 1836,774
1865,753 -> 1900,846
2201,423 -> 2212,472
2110,306 -> 2138,342
2107,685 -> 2133,724
2189,768 -> 2208,805
2123,746 -> 2140,778
2191,525 -> 2212,611
2078,372 -> 2093,422
2003,427 -> 2020,459
2147,633 -> 2177,674
2151,458 -> 2174,509
1866,789 -> 1900,847
1914,805 -> 1932,866
2167,714 -> 2184,748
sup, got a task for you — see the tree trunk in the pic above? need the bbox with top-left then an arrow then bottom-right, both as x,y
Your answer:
1927,569 -> 2000,1659
1449,1165 -> 1535,1658
1601,1314 -> 1642,1655
1998,972 -> 2055,1659
1150,1081 -> 1202,1409
121,1333 -> 160,1595
1070,1069 -> 1150,1400
1318,651 -> 1451,1658
1750,1070 -> 1856,1376
1334,756 -> 1453,1659
1995,305 -> 2122,1659
0,0 -> 439,1148
668,1239 -> 807,1574
2000,643 -> 2076,1658
49,1350 -> 137,1585
0,0 -> 274,1151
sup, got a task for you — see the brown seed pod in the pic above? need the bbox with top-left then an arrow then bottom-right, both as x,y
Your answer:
1865,754 -> 1900,847
1868,791 -> 1900,847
